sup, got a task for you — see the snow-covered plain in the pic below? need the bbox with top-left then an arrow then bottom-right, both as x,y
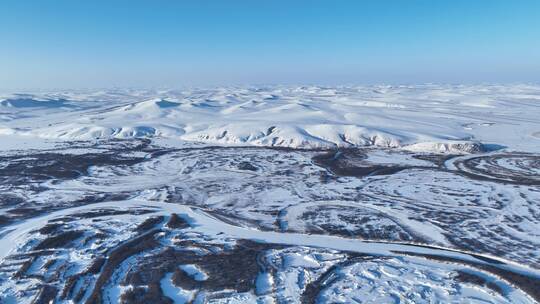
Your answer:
0,85 -> 539,303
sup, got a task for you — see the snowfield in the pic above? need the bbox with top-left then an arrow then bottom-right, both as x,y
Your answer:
0,85 -> 539,304
1,84 -> 539,152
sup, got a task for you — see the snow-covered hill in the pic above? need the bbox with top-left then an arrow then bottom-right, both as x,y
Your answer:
1,84 -> 539,152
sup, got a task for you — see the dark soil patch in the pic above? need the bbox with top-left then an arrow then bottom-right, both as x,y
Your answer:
136,216 -> 165,232
166,213 -> 191,229
313,149 -> 416,177
34,230 -> 85,250
37,223 -> 65,235
0,152 -> 146,183
32,284 -> 58,304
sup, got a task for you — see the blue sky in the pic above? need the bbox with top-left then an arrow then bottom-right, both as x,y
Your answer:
1,0 -> 539,88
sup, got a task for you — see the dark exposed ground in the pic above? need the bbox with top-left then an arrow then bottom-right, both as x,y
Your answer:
312,149 -> 419,177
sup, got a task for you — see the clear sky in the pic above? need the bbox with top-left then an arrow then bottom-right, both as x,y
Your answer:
1,0 -> 539,89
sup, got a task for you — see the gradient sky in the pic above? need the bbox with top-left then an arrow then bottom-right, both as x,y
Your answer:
1,0 -> 539,89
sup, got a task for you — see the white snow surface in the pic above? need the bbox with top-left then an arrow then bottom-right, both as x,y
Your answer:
1,84 -> 539,152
